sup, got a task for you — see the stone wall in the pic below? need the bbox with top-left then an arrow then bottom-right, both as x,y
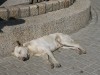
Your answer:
0,0 -> 75,20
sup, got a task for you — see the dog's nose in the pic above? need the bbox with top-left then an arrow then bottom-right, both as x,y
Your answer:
22,55 -> 29,61
22,57 -> 27,61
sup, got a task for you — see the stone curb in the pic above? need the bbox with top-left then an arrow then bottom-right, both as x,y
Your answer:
0,0 -> 91,57
0,0 -> 75,20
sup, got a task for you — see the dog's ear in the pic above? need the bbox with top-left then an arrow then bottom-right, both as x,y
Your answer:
55,35 -> 61,42
55,35 -> 62,45
16,41 -> 22,46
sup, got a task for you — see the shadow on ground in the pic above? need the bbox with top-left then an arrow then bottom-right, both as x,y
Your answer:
0,0 -> 7,5
0,18 -> 25,32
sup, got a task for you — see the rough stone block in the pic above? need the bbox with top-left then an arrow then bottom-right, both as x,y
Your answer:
0,8 -> 8,20
58,0 -> 65,9
45,1 -> 53,13
64,0 -> 69,8
52,1 -> 59,11
70,0 -> 74,5
32,0 -> 38,4
38,0 -> 45,2
18,5 -> 30,18
7,7 -> 19,19
37,3 -> 46,15
29,5 -> 38,16
41,0 -> 45,2
38,0 -> 41,3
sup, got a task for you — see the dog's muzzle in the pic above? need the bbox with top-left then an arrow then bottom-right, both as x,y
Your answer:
19,54 -> 30,61
22,57 -> 28,61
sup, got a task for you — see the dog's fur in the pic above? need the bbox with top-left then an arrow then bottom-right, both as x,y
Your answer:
12,33 -> 86,68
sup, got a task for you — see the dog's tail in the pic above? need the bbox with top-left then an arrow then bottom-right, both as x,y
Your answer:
16,41 -> 22,46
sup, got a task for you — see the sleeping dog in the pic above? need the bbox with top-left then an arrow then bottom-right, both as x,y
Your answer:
12,33 -> 86,68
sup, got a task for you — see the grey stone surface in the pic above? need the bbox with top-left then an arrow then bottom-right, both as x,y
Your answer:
0,8 -> 8,20
29,4 -> 38,16
18,5 -> 30,18
70,0 -> 74,5
1,0 -> 100,75
52,1 -> 59,11
38,0 -> 42,3
32,0 -> 38,4
58,0 -> 65,9
0,0 -> 32,7
64,0 -> 69,8
45,1 -> 53,13
0,0 -> 74,20
37,3 -> 46,15
7,6 -> 19,18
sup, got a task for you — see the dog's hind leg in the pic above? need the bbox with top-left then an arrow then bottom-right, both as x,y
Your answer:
61,43 -> 86,55
56,34 -> 86,54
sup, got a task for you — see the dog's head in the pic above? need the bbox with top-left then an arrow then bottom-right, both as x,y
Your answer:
12,41 -> 30,61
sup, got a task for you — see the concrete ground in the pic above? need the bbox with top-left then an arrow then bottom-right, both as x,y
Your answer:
0,0 -> 100,75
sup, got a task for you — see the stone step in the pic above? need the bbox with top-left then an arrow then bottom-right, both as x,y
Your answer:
0,0 -> 74,20
0,0 -> 32,7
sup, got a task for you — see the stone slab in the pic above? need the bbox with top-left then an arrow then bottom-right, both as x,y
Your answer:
7,6 -> 19,18
64,0 -> 69,8
32,0 -> 38,4
29,5 -> 38,16
37,3 -> 46,15
18,5 -> 30,18
0,8 -> 8,20
38,0 -> 42,3
52,1 -> 60,11
45,1 -> 53,13
58,0 -> 65,9
0,0 -> 32,7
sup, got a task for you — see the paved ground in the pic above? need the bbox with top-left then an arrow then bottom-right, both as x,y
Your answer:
0,0 -> 100,75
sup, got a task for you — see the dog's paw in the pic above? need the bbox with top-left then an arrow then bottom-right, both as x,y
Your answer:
82,50 -> 87,54
78,50 -> 83,55
78,48 -> 86,55
50,64 -> 54,69
54,63 -> 61,68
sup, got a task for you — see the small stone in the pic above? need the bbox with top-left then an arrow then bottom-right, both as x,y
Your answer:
80,70 -> 84,73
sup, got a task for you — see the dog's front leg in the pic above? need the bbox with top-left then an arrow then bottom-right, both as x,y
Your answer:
46,50 -> 61,68
41,54 -> 55,69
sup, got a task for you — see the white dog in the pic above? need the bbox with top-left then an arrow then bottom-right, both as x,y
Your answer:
12,33 -> 86,68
